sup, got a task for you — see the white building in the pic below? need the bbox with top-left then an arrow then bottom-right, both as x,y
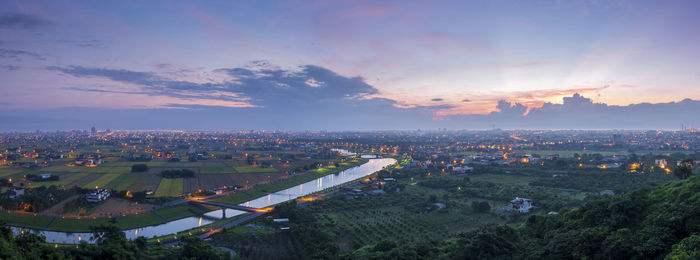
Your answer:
86,188 -> 110,203
510,198 -> 534,213
8,188 -> 24,200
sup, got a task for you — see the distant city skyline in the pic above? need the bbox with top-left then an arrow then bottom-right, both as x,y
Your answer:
1,1 -> 699,130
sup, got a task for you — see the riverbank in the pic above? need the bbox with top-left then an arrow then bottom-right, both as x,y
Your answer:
2,203 -> 210,232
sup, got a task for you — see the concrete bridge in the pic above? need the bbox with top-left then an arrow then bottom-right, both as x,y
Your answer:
190,200 -> 259,213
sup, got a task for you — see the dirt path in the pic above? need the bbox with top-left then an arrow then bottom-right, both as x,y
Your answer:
41,194 -> 79,215
88,198 -> 155,217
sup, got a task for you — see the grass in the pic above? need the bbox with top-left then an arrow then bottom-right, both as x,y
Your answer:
200,167 -> 238,174
47,213 -> 163,232
154,178 -> 184,197
6,204 -> 212,232
0,212 -> 55,229
232,166 -> 278,173
106,173 -> 143,191
210,158 -> 369,205
151,204 -> 210,222
82,173 -> 121,189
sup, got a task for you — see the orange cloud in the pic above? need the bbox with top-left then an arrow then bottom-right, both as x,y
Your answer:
428,85 -> 636,117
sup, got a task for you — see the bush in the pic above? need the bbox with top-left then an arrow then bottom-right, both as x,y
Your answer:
131,164 -> 149,172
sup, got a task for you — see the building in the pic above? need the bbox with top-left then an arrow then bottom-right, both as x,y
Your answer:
86,188 -> 110,203
8,188 -> 24,200
655,159 -> 668,168
510,198 -> 534,213
599,190 -> 615,196
598,163 -> 621,169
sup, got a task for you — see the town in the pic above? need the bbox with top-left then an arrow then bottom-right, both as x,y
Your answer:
0,129 -> 697,258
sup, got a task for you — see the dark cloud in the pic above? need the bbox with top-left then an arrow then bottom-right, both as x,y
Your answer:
39,63 -> 445,129
462,99 -> 470,102
48,66 -> 158,84
0,13 -> 51,29
431,98 -> 443,102
2,65 -> 19,70
0,49 -> 44,60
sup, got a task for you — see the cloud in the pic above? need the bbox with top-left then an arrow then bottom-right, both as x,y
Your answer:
0,49 -> 44,60
35,62 -> 445,129
457,93 -> 700,129
2,65 -> 19,70
26,63 -> 699,130
0,13 -> 51,29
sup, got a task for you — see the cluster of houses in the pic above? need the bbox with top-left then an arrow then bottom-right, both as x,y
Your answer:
72,159 -> 103,167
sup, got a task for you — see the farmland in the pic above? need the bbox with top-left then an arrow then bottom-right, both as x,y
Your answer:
154,178 -> 184,197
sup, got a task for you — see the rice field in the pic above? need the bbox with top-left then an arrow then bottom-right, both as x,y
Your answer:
105,173 -> 143,191
233,166 -> 278,173
155,178 -> 184,197
82,173 -> 121,189
199,167 -> 238,174
30,171 -> 92,187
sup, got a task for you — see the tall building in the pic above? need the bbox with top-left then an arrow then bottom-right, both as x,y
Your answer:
91,126 -> 96,135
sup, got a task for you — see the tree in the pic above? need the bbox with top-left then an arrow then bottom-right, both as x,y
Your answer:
452,224 -> 519,259
666,235 -> 700,260
472,201 -> 491,213
674,159 -> 694,179
173,236 -> 231,260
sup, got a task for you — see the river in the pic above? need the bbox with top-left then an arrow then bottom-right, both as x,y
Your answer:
10,157 -> 395,244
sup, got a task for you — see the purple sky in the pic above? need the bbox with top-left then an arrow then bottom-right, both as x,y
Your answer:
1,0 -> 699,130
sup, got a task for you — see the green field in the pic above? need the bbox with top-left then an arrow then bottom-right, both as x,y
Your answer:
0,212 -> 54,229
232,166 -> 278,173
0,168 -> 21,178
200,167 -> 238,174
155,178 -> 184,197
30,171 -> 92,187
82,173 -> 121,189
105,173 -> 143,191
47,213 -> 163,232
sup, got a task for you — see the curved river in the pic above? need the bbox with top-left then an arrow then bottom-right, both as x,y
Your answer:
11,157 -> 396,244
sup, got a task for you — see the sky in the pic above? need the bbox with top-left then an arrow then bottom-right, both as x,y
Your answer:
1,0 -> 699,131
